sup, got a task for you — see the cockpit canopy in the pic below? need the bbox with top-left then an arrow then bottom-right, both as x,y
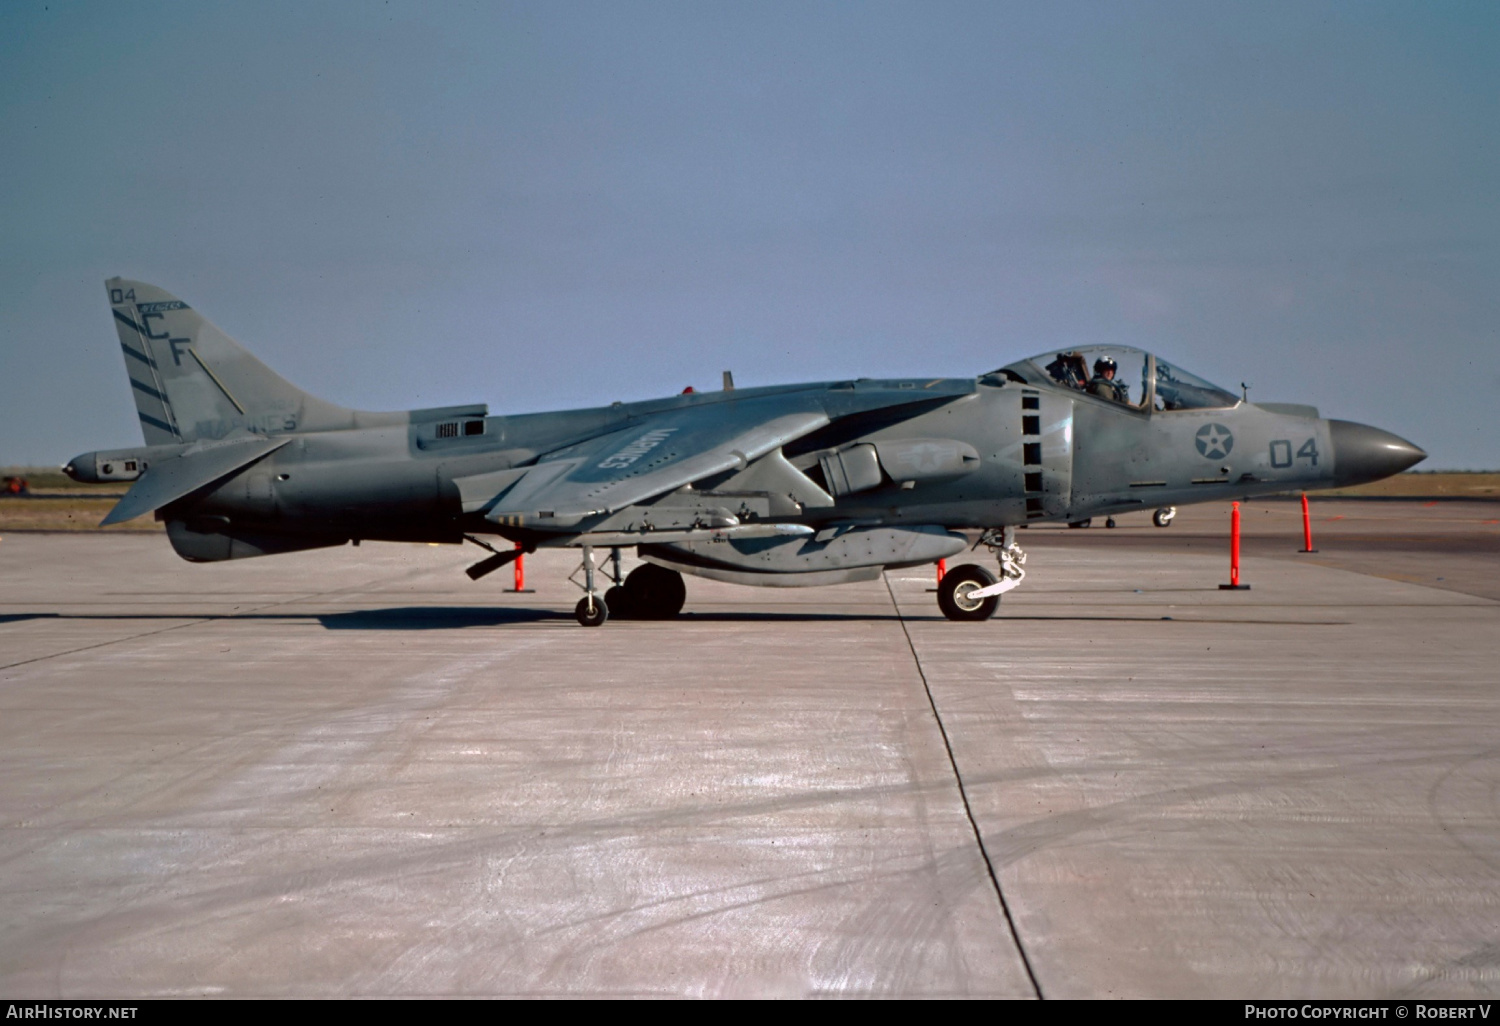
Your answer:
991,346 -> 1240,411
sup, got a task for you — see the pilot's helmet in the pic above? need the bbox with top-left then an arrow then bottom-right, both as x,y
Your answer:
1094,356 -> 1117,376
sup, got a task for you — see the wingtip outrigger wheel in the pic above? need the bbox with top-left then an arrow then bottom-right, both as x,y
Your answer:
1153,506 -> 1177,527
575,595 -> 608,627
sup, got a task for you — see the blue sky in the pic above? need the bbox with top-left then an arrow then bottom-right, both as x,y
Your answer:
2,0 -> 1496,466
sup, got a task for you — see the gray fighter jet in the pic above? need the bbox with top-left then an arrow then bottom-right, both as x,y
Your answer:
66,279 -> 1425,625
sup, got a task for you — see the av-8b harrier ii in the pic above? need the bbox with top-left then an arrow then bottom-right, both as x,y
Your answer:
66,279 -> 1425,625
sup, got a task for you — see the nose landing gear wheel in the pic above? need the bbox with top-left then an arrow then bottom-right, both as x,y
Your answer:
575,596 -> 608,627
937,563 -> 1001,622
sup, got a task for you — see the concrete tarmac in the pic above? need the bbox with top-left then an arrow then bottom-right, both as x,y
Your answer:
1,512 -> 1497,998
1036,498 -> 1500,601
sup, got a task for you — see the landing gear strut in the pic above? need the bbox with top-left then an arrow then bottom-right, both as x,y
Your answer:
937,527 -> 1027,622
572,545 -> 608,627
569,548 -> 686,625
603,546 -> 632,618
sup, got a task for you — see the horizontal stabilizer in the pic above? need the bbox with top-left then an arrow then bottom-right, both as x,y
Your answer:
101,436 -> 290,525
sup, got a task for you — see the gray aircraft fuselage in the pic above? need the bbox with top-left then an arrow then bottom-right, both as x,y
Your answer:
92,379 -> 1404,543
66,280 -> 1425,623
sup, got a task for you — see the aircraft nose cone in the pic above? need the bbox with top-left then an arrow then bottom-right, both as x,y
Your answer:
1328,420 -> 1426,488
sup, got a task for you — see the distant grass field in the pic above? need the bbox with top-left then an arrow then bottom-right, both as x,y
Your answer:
1310,471 -> 1500,499
0,466 -> 158,532
1,467 -> 1495,533
1,466 -> 124,494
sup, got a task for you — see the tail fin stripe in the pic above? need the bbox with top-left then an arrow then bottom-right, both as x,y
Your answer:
120,342 -> 155,368
112,309 -> 147,335
130,378 -> 167,402
112,311 -> 159,370
139,412 -> 174,434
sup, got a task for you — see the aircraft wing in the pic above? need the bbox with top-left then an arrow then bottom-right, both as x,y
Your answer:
481,393 -> 832,528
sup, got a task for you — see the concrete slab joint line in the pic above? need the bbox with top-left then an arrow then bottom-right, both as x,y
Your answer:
882,571 -> 1045,1001
0,562 -> 446,672
0,616 -> 206,672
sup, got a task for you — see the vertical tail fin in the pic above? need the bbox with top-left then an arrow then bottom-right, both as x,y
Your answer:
107,278 -> 354,444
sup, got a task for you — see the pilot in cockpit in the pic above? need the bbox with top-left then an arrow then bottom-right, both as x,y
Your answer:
1087,357 -> 1130,404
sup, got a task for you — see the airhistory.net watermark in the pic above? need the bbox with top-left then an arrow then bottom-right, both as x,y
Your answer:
6,1008 -> 137,1020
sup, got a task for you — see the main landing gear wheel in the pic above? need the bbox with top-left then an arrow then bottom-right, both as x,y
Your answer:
1105,516 -> 1117,528
574,595 -> 608,627
623,564 -> 686,619
937,563 -> 1000,622
1153,506 -> 1177,527
1068,518 -> 1092,529
603,585 -> 634,619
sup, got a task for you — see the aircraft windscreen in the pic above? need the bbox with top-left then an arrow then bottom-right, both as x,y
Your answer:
995,347 -> 1238,411
1151,360 -> 1239,410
